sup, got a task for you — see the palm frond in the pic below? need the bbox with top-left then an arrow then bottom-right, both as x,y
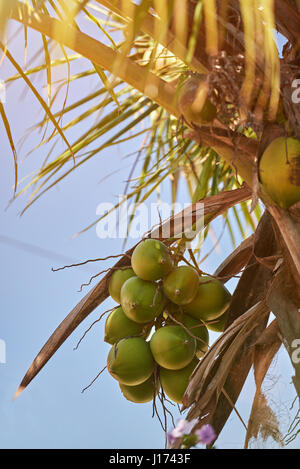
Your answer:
2,0 -> 291,245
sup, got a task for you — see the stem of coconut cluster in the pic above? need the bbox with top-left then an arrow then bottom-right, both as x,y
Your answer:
167,311 -> 209,348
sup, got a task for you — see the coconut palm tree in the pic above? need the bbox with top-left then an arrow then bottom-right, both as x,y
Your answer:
1,0 -> 300,448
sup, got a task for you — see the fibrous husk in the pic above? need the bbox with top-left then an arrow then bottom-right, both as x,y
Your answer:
246,393 -> 283,448
244,319 -> 283,448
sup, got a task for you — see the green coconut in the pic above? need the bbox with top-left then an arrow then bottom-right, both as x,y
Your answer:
120,276 -> 165,324
206,309 -> 228,333
160,358 -> 198,404
104,307 -> 151,345
119,376 -> 157,403
107,337 -> 155,386
184,276 -> 231,321
163,265 -> 200,305
150,325 -> 196,370
108,268 -> 136,303
182,314 -> 209,358
131,239 -> 173,281
259,137 -> 300,209
177,75 -> 217,126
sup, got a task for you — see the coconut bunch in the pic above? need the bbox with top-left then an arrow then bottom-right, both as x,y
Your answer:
105,239 -> 231,405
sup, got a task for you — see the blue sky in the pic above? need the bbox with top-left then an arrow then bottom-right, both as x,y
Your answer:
0,17 -> 298,449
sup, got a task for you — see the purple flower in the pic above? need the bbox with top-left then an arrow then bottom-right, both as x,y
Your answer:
172,419 -> 198,438
167,431 -> 179,448
195,424 -> 216,446
167,419 -> 198,448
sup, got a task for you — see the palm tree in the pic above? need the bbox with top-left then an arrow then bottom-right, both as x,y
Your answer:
1,0 -> 300,448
